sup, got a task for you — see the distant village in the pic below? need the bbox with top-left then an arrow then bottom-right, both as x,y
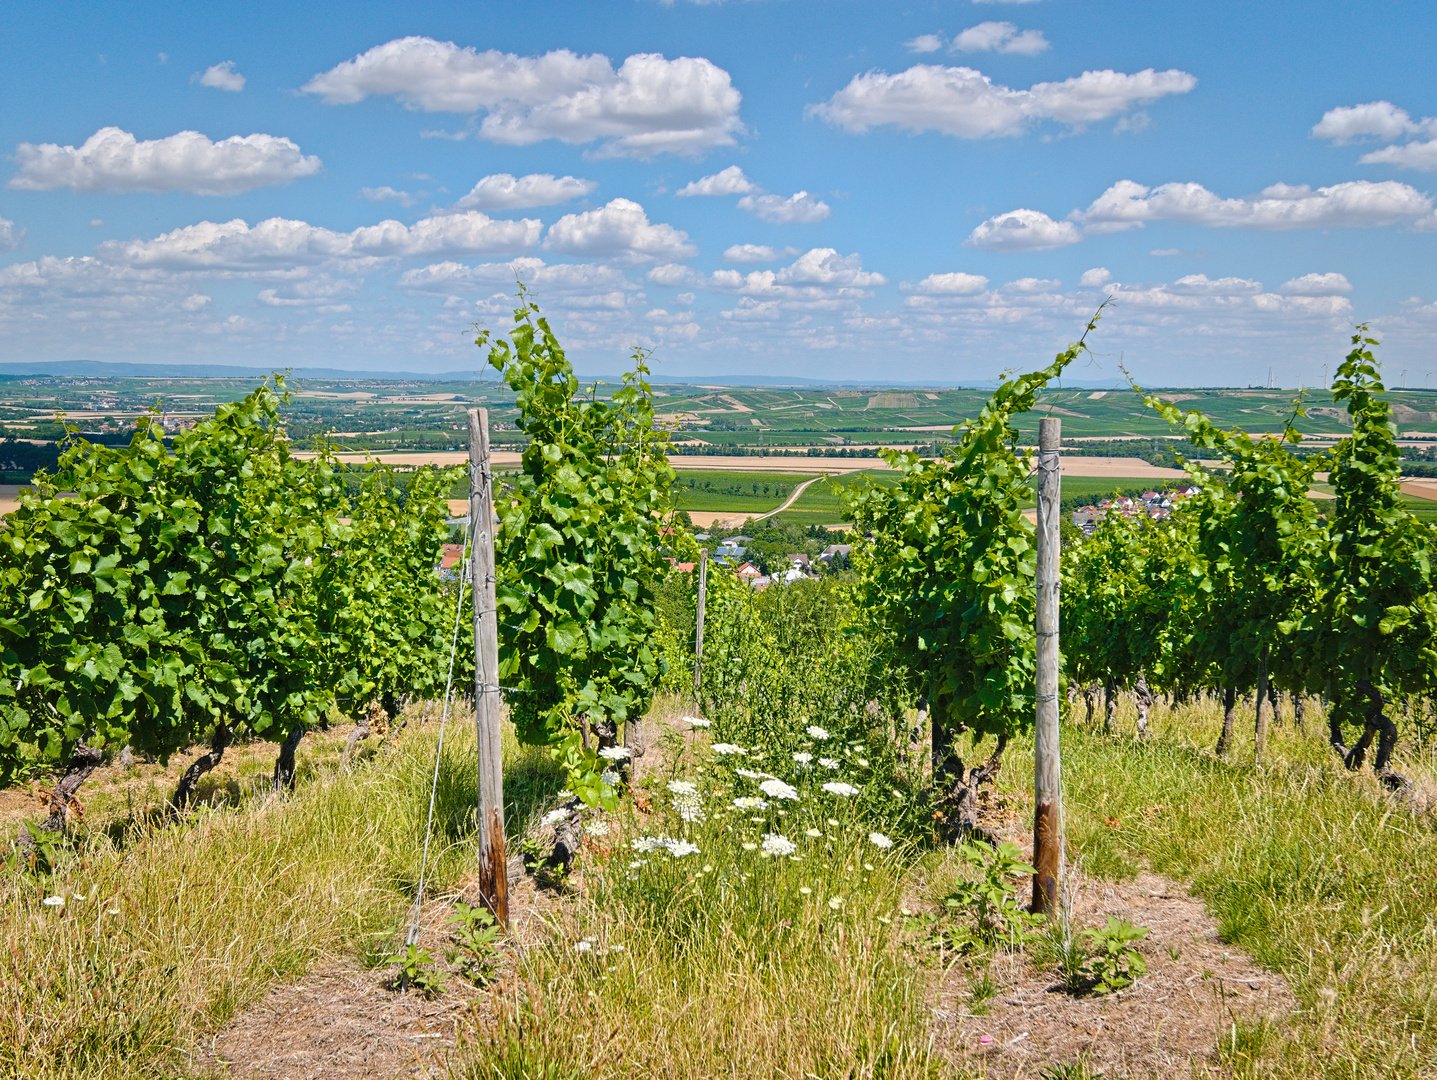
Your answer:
1069,484 -> 1201,536
666,533 -> 852,591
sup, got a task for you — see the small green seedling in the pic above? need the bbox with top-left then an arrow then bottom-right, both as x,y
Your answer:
932,841 -> 1044,954
447,900 -> 502,984
1080,916 -> 1149,994
385,943 -> 449,996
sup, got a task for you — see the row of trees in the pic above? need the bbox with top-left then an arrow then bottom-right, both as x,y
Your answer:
1064,328 -> 1437,783
0,378 -> 456,824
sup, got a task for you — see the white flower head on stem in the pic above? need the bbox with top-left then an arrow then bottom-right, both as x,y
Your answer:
868,831 -> 894,849
42,896 -> 64,908
542,809 -> 569,827
759,778 -> 799,801
667,780 -> 699,796
823,782 -> 859,797
733,796 -> 769,811
793,752 -> 812,764
711,743 -> 746,755
585,821 -> 611,838
665,840 -> 700,858
806,725 -> 830,740
761,833 -> 797,856
684,716 -> 711,728
819,757 -> 840,770
598,746 -> 631,760
600,769 -> 621,785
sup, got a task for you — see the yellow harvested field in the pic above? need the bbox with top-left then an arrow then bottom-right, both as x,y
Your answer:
1050,456 -> 1189,478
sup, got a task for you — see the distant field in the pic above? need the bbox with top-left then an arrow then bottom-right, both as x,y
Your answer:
672,470 -> 811,515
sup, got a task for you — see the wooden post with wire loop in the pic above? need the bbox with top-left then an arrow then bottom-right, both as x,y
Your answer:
1031,417 -> 1064,916
694,547 -> 708,698
468,407 -> 508,926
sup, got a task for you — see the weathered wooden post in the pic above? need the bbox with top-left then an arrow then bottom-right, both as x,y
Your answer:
468,407 -> 508,926
694,547 -> 708,698
1032,417 -> 1064,916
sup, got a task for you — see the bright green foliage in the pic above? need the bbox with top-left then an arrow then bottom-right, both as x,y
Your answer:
1079,916 -> 1149,993
931,840 -> 1042,952
0,381 -> 340,773
1143,391 -> 1326,698
311,464 -> 457,723
477,291 -> 674,807
1062,512 -> 1197,698
0,378 -> 455,781
1315,328 -> 1437,719
845,317 -> 1100,749
447,900 -> 501,984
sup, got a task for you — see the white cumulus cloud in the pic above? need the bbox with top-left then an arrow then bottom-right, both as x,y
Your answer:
903,271 -> 989,295
737,191 -> 832,224
0,217 -> 22,252
302,38 -> 743,158
360,186 -> 419,205
1079,267 -> 1112,287
951,22 -> 1049,55
543,198 -> 697,263
1072,178 -> 1433,232
195,61 -> 245,92
98,211 -> 539,271
1312,101 -> 1435,144
8,127 -> 322,195
1359,141 -> 1437,172
453,172 -> 596,210
723,244 -> 800,263
710,248 -> 886,300
809,64 -> 1195,139
966,208 -> 1082,251
905,34 -> 945,54
1278,272 -> 1353,296
675,165 -> 759,197
399,256 -> 636,297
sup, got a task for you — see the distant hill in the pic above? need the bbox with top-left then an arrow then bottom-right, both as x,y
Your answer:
0,359 -> 1130,390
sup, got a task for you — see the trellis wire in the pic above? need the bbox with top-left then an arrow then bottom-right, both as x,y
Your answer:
405,517 -> 472,950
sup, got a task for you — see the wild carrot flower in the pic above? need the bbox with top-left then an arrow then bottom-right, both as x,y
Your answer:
819,757 -> 840,770
711,743 -> 746,755
823,782 -> 859,797
685,717 -> 711,728
805,828 -> 822,837
666,840 -> 700,858
667,780 -> 699,796
759,779 -> 799,801
585,821 -> 611,838
598,746 -> 631,760
793,752 -> 813,764
806,725 -> 830,740
761,834 -> 797,856
828,896 -> 844,910
733,796 -> 769,810
868,831 -> 894,848
542,809 -> 569,826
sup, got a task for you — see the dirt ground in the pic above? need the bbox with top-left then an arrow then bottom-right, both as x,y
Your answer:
933,867 -> 1295,1078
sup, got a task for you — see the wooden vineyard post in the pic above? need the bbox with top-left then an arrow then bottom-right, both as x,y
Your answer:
1031,417 -> 1064,916
468,407 -> 508,927
694,547 -> 708,698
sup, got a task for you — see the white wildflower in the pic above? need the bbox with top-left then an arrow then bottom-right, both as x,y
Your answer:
585,821 -> 611,838
733,796 -> 769,811
826,817 -> 840,827
666,840 -> 700,858
600,769 -> 621,785
667,780 -> 699,796
823,782 -> 859,797
631,836 -> 670,852
628,860 -> 646,869
735,768 -> 766,779
805,828 -> 822,838
742,842 -> 758,851
684,716 -> 711,728
868,831 -> 894,849
761,833 -> 797,856
758,778 -> 799,801
598,746 -> 631,760
806,725 -> 830,740
819,757 -> 840,770
856,757 -> 870,768
711,743 -> 746,755
678,805 -> 705,823
542,809 -> 568,827
42,896 -> 64,908
574,940 -> 593,952
828,896 -> 844,910
799,886 -> 812,895
793,752 -> 813,765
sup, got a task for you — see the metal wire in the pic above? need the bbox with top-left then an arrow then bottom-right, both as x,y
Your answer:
405,517 -> 471,949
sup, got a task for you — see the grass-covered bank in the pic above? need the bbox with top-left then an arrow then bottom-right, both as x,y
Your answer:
997,699 -> 1437,1079
0,720 -> 560,1080
2,697 -> 1435,1079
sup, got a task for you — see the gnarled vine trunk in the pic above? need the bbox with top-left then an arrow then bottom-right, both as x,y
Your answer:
16,741 -> 105,854
272,726 -> 305,792
1216,684 -> 1236,757
172,722 -> 231,811
1133,671 -> 1153,736
930,698 -> 1007,843
1103,678 -> 1117,735
1254,654 -> 1270,761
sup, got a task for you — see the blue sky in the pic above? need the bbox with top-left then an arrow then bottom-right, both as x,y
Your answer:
2,0 -> 1435,385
